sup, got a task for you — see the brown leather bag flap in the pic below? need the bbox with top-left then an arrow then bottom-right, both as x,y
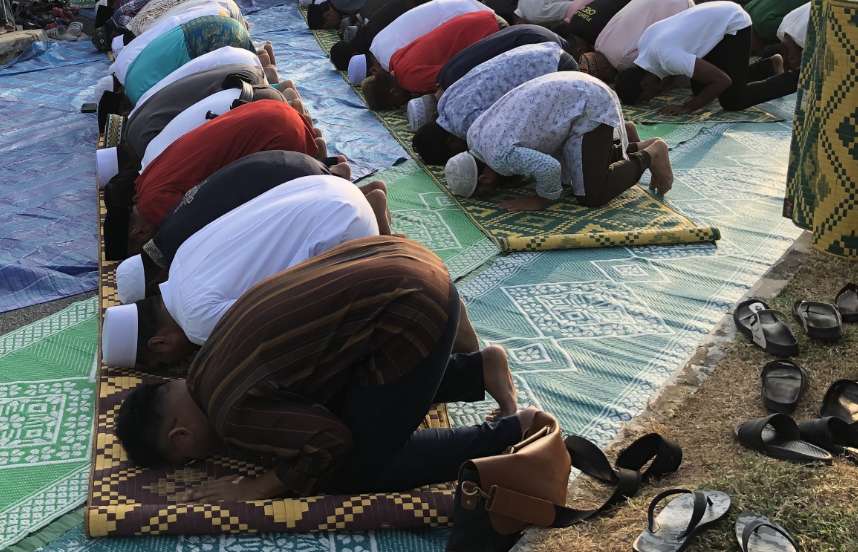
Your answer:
486,485 -> 557,527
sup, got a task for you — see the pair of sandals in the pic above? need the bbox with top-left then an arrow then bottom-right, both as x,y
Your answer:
736,379 -> 858,464
733,284 -> 857,357
633,489 -> 799,551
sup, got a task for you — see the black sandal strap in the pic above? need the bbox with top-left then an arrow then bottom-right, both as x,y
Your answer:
737,414 -> 800,452
741,519 -> 800,552
680,491 -> 711,539
646,489 -> 693,533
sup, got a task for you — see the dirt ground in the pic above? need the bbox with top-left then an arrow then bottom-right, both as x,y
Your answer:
523,245 -> 858,551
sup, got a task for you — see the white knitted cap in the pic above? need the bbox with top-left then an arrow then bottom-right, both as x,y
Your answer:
102,304 -> 138,368
347,54 -> 367,85
116,254 -> 145,304
407,94 -> 437,131
96,146 -> 119,189
444,152 -> 478,198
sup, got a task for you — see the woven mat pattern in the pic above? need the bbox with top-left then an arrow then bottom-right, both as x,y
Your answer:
623,88 -> 784,124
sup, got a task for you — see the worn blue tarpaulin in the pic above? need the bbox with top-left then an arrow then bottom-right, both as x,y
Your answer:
0,40 -> 108,312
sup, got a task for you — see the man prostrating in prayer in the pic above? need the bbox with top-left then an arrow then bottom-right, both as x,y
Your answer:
115,236 -> 532,501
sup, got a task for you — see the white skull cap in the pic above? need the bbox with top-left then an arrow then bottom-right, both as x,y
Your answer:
407,94 -> 437,131
96,147 -> 119,189
347,54 -> 367,85
102,304 -> 139,368
444,152 -> 478,198
111,34 -> 125,54
116,254 -> 146,304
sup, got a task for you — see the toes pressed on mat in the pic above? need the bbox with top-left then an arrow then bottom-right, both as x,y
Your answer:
735,413 -> 833,464
760,360 -> 807,414
735,513 -> 799,552
733,299 -> 798,357
793,301 -> 842,340
820,380 -> 858,423
633,489 -> 731,552
835,283 -> 858,322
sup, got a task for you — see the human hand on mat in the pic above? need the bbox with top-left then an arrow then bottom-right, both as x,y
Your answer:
498,196 -> 552,212
182,471 -> 285,502
660,104 -> 694,116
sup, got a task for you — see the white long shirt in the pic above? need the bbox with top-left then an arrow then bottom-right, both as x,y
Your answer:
777,2 -> 810,48
141,88 -> 242,170
634,1 -> 751,79
594,0 -> 693,71
160,175 -> 379,345
369,0 -> 491,70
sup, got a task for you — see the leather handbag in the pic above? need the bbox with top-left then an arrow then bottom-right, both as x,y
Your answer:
446,414 -> 683,552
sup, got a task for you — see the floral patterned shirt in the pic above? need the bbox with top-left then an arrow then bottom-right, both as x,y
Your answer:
467,72 -> 627,198
436,42 -> 564,139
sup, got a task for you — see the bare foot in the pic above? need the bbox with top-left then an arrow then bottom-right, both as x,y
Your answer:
770,53 -> 785,75
329,161 -> 352,180
625,121 -> 640,143
644,139 -> 673,195
364,188 -> 392,235
482,345 -> 517,420
264,65 -> 280,84
358,179 -> 386,195
281,87 -> 299,102
314,137 -> 327,160
515,406 -> 540,436
311,126 -> 322,138
263,42 -> 276,65
288,99 -> 307,117
257,51 -> 271,66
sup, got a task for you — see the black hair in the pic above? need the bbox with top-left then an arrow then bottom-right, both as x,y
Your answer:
362,71 -> 400,110
307,1 -> 332,29
614,66 -> 648,105
135,295 -> 162,364
412,122 -> 456,165
115,382 -> 168,467
331,40 -> 355,71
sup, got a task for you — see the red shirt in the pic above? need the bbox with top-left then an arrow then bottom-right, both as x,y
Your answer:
389,11 -> 500,94
134,100 -> 318,226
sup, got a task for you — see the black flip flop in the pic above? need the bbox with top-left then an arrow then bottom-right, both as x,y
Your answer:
735,513 -> 799,552
632,489 -> 731,552
799,417 -> 858,461
735,413 -> 833,464
820,380 -> 858,423
760,360 -> 807,414
733,299 -> 798,357
793,301 -> 842,340
835,283 -> 858,322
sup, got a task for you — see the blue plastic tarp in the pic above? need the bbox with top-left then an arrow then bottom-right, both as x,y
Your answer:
0,40 -> 108,312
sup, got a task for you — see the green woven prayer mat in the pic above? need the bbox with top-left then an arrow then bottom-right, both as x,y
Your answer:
0,298 -> 98,550
623,88 -> 783,124
377,160 -> 499,279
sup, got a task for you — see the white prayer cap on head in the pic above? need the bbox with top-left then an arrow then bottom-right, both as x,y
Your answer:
111,34 -> 125,54
407,94 -> 437,131
444,152 -> 478,198
96,147 -> 119,189
117,255 -> 146,304
347,54 -> 367,85
102,304 -> 138,368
